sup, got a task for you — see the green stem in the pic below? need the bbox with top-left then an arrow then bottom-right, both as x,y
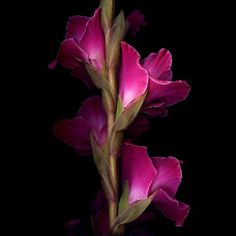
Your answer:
106,69 -> 120,235
109,154 -> 118,229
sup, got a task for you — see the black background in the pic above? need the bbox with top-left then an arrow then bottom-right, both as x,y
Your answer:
10,0 -> 225,235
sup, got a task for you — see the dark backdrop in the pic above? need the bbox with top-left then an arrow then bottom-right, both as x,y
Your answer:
14,0 -> 214,235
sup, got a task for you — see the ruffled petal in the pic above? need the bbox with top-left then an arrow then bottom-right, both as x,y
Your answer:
121,143 -> 157,204
153,189 -> 190,226
119,42 -> 149,108
79,8 -> 105,71
65,15 -> 89,43
145,78 -> 191,107
142,49 -> 172,81
150,157 -> 182,196
53,117 -> 91,155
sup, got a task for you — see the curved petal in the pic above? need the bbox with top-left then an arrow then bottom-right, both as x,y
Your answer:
121,143 -> 157,204
57,38 -> 88,69
78,96 -> 107,145
70,66 -> 94,88
79,8 -> 105,71
142,49 -> 172,81
142,101 -> 168,117
127,115 -> 149,140
65,15 -> 89,43
153,189 -> 190,226
53,117 -> 91,155
150,157 -> 182,196
145,78 -> 191,107
126,10 -> 146,37
119,42 -> 149,108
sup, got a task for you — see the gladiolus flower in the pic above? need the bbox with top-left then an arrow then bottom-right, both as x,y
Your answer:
49,8 -> 105,87
121,143 -> 190,226
53,96 -> 107,155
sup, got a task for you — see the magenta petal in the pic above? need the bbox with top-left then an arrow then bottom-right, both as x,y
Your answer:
79,8 -> 105,71
57,38 -> 88,69
145,78 -> 191,107
154,189 -> 190,226
70,66 -> 94,88
142,49 -> 172,81
48,60 -> 57,69
53,117 -> 91,155
150,157 -> 182,196
126,10 -> 146,37
119,42 -> 149,108
78,96 -> 107,145
121,143 -> 157,204
127,115 -> 149,140
142,101 -> 168,117
65,15 -> 89,43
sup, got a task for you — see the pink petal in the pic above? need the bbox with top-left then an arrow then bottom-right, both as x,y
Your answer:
150,157 -> 182,196
48,60 -> 57,69
126,10 -> 146,37
121,143 -> 157,204
141,101 -> 168,117
57,38 -> 88,69
127,115 -> 149,140
70,66 -> 94,88
145,78 -> 191,107
78,96 -> 107,145
119,42 -> 149,108
142,49 -> 172,81
65,15 -> 89,43
153,189 -> 190,226
79,8 -> 105,71
53,117 -> 91,155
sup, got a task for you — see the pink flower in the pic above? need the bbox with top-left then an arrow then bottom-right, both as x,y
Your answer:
118,43 -> 190,117
53,96 -> 107,155
121,143 -> 190,226
49,8 -> 105,87
118,42 -> 149,108
142,48 -> 191,117
126,10 -> 146,37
